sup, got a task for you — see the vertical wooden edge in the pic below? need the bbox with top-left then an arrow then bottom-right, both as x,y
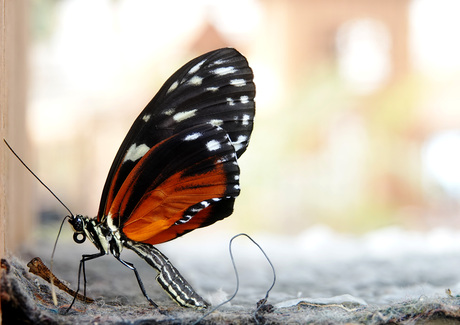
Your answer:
1,1 -> 30,322
1,1 -> 6,324
3,0 -> 31,256
1,0 -> 6,260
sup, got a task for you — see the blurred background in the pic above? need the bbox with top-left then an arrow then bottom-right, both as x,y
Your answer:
5,0 -> 460,252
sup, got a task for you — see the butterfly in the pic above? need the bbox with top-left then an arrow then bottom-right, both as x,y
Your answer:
66,48 -> 255,309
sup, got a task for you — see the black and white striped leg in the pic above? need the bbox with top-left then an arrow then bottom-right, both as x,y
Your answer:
113,255 -> 158,308
66,251 -> 105,312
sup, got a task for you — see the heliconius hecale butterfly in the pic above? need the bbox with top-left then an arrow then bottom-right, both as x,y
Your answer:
65,48 -> 255,309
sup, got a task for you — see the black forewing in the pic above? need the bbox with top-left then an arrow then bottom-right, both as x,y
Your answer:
108,124 -> 240,243
98,48 -> 255,222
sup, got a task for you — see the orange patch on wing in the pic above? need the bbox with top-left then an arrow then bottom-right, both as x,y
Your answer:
142,206 -> 215,245
116,162 -> 228,244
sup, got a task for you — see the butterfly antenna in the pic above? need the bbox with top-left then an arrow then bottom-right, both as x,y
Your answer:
3,139 -> 74,217
3,139 -> 74,305
192,233 -> 276,325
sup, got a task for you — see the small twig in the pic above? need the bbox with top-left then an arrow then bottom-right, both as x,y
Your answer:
27,257 -> 94,303
297,302 -> 359,312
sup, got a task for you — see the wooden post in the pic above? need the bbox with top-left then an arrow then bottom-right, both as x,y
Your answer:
1,0 -> 31,258
1,3 -> 7,324
1,0 -> 6,265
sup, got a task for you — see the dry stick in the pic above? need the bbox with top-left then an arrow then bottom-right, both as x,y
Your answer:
27,257 -> 94,304
297,302 -> 359,312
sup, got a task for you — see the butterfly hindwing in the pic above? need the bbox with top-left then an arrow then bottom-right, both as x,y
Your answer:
107,123 -> 240,244
98,48 -> 255,223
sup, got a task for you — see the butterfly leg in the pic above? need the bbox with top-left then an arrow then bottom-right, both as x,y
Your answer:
113,255 -> 159,308
66,251 -> 105,312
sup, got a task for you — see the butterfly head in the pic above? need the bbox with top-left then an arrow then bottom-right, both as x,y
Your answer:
68,214 -> 87,244
67,214 -> 113,255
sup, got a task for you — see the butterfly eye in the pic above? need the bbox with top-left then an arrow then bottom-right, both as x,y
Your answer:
68,216 -> 87,243
73,232 -> 86,244
68,214 -> 85,232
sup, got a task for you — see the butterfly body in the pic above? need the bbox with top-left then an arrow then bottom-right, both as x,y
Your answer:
67,48 -> 255,309
68,214 -> 209,308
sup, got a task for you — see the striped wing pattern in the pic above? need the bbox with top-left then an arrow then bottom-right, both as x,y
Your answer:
97,48 -> 255,245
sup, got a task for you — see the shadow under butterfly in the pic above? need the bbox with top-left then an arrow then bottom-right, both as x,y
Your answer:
56,48 -> 255,310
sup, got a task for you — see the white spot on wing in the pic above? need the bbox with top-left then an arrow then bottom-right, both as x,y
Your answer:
211,59 -> 226,66
242,114 -> 251,126
142,114 -> 151,122
184,132 -> 201,141
230,79 -> 246,87
206,86 -> 219,92
175,215 -> 192,225
206,140 -> 221,151
173,109 -> 197,122
164,108 -> 175,116
187,75 -> 203,86
167,81 -> 179,94
240,95 -> 249,104
123,143 -> 150,163
209,119 -> 223,127
227,98 -> 235,106
213,66 -> 236,76
232,135 -> 248,152
189,59 -> 206,74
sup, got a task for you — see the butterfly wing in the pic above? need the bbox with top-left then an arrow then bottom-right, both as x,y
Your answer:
107,124 -> 240,245
98,48 -> 255,223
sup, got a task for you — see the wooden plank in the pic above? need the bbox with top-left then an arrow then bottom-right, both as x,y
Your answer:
1,2 -> 7,324
1,0 -> 6,265
2,0 -> 31,256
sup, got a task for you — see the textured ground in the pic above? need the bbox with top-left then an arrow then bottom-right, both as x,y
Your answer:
3,225 -> 460,324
